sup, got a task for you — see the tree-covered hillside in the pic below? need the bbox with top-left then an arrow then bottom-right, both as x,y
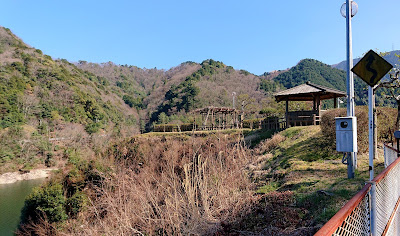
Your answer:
0,27 -> 140,172
78,58 -> 282,126
0,27 -> 138,133
273,59 -> 347,91
273,58 -> 400,107
3,24 -> 400,175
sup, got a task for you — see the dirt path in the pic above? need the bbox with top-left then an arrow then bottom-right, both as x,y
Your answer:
0,168 -> 57,185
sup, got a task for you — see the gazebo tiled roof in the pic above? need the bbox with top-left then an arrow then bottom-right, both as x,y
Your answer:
274,81 -> 346,102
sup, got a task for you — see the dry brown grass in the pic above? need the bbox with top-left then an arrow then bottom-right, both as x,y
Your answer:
257,133 -> 286,154
17,215 -> 58,236
60,135 -> 258,235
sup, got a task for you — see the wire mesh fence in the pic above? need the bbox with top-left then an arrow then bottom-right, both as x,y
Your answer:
315,184 -> 371,236
384,143 -> 399,168
382,198 -> 400,236
332,192 -> 370,236
374,155 -> 400,235
316,145 -> 400,236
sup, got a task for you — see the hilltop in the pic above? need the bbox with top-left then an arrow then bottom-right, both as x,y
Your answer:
332,50 -> 400,71
77,59 -> 282,125
1,25 -> 400,175
274,57 -> 400,107
0,27 -> 284,174
0,27 -> 141,173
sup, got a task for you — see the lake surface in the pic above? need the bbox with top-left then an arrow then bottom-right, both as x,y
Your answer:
0,178 -> 45,236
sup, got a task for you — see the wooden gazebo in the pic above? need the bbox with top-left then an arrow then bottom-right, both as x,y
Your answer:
274,82 -> 346,127
193,107 -> 241,130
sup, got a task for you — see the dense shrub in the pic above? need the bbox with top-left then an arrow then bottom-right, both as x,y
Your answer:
321,107 -> 397,153
23,183 -> 67,223
85,122 -> 101,134
65,191 -> 87,218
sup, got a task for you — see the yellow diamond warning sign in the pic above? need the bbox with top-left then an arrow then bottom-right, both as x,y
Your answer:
351,50 -> 393,87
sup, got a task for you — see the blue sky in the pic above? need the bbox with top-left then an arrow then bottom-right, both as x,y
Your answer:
1,1 -> 399,75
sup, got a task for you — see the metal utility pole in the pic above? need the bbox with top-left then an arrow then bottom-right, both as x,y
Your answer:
344,0 -> 358,178
368,86 -> 374,180
346,0 -> 355,118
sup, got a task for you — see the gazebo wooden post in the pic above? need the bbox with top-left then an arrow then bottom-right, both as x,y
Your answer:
316,95 -> 321,114
222,113 -> 225,129
334,95 -> 338,108
211,109 -> 214,130
218,113 -> 221,129
285,99 -> 289,128
202,113 -> 206,130
313,96 -> 316,111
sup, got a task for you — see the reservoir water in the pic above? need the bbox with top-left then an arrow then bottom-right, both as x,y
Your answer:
0,178 -> 45,236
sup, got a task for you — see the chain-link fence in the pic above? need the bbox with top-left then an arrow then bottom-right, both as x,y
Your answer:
332,189 -> 370,236
382,198 -> 400,236
375,157 -> 400,235
384,143 -> 399,168
315,184 -> 371,236
316,147 -> 400,236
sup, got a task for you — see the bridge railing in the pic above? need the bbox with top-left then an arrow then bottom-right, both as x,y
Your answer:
315,184 -> 371,236
384,143 -> 399,168
316,144 -> 400,236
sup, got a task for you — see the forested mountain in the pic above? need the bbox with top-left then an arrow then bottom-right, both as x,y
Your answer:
0,26 -> 286,138
77,59 -> 283,124
0,26 -> 288,172
0,27 -> 139,134
0,27 -> 144,172
2,25 -> 399,135
274,58 -> 400,107
274,59 -> 347,91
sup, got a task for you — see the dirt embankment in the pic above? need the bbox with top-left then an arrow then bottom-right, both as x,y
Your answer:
0,168 -> 57,185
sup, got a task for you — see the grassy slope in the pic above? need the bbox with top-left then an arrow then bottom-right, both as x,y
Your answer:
237,126 -> 385,234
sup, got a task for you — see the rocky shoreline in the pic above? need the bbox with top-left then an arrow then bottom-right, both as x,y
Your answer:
0,168 -> 57,185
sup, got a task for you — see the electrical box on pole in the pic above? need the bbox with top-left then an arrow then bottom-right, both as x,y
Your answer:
335,117 -> 357,152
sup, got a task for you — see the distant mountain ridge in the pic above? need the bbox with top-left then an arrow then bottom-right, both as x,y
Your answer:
2,25 -> 399,133
274,59 -> 347,91
332,50 -> 400,71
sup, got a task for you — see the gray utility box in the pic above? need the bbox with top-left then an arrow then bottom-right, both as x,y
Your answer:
335,116 -> 357,152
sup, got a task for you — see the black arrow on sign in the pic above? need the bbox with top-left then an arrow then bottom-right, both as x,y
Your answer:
366,54 -> 378,85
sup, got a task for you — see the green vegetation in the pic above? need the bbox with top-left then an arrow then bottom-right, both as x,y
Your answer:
259,78 -> 282,94
274,59 -> 346,91
0,27 -> 142,173
273,58 -> 400,108
244,126 -> 385,233
151,60 -> 224,121
2,25 -> 400,235
23,182 -> 68,223
17,117 -> 393,235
